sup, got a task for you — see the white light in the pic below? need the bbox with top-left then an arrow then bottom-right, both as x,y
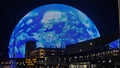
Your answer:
80,49 -> 82,52
103,60 -> 105,63
109,60 -> 111,63
89,42 -> 93,45
74,56 -> 77,58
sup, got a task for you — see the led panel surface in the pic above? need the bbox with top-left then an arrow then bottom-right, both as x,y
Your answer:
9,4 -> 100,58
109,38 -> 120,49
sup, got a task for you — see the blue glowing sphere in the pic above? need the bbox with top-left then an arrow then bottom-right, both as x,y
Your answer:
9,4 -> 100,58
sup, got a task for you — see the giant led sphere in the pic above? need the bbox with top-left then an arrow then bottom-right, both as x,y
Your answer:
9,4 -> 100,58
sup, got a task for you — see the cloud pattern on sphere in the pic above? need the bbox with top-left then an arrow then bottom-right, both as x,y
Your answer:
9,4 -> 100,58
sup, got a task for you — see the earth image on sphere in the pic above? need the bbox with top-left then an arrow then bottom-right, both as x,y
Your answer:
8,4 -> 100,58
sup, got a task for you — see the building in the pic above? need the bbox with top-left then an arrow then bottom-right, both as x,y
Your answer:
24,38 -> 120,68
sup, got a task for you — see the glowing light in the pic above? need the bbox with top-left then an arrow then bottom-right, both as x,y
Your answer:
109,38 -> 120,49
9,4 -> 100,58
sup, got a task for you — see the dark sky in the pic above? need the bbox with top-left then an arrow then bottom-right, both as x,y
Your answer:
0,0 -> 119,58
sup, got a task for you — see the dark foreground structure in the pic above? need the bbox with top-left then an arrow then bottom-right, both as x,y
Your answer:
0,38 -> 120,68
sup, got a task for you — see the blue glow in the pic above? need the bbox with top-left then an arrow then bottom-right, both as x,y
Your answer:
109,38 -> 120,49
8,4 -> 100,58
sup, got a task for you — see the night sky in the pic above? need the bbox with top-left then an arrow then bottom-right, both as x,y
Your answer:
0,0 -> 119,58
